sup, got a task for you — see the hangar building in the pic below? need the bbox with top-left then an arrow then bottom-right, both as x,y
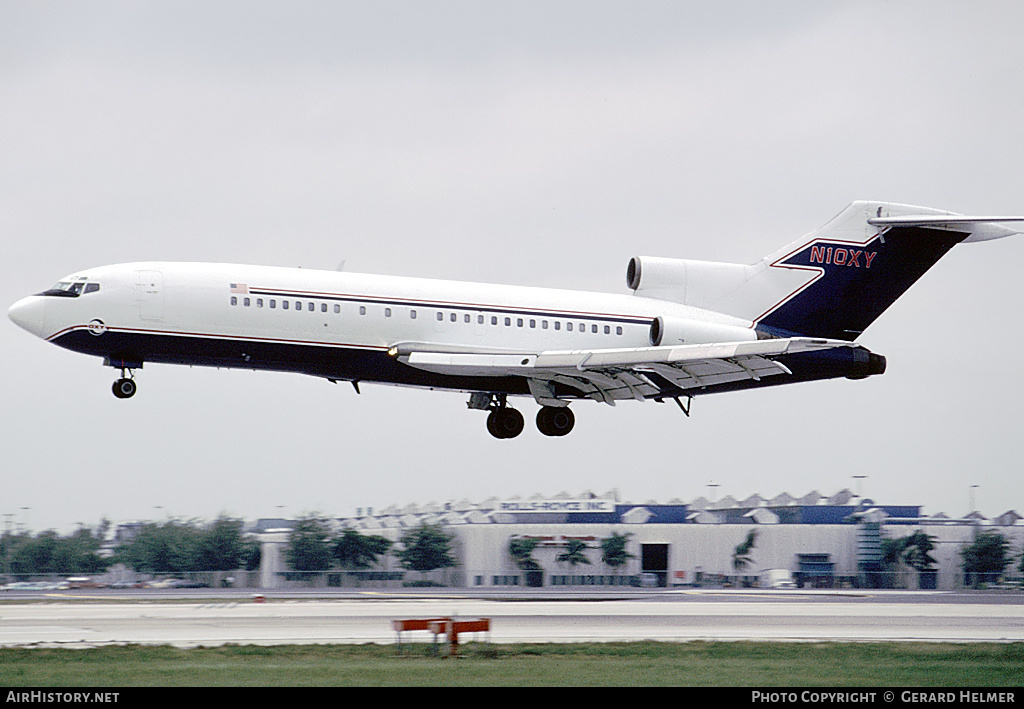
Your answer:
257,489 -> 1024,591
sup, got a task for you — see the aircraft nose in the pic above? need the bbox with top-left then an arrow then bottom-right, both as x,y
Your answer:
8,296 -> 47,338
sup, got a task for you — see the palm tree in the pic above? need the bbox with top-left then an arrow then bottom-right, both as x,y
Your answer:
508,536 -> 543,587
732,530 -> 758,572
600,532 -> 635,572
557,539 -> 592,567
508,537 -> 541,571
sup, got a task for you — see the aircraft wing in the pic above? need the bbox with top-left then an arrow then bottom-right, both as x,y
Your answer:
392,337 -> 851,406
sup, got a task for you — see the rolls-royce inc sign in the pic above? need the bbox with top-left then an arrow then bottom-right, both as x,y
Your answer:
498,499 -> 615,513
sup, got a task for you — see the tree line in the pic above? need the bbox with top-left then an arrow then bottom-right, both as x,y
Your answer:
284,515 -> 455,578
1,517 -> 260,576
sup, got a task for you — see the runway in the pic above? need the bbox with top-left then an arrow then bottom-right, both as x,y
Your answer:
1,590 -> 1022,647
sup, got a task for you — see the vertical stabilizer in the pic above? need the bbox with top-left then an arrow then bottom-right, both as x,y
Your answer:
751,202 -> 1020,339
630,202 -> 1022,341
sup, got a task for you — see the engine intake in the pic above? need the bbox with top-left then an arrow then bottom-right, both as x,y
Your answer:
648,315 -> 759,347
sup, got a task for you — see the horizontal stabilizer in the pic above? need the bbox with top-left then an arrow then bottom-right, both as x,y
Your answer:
867,214 -> 1023,242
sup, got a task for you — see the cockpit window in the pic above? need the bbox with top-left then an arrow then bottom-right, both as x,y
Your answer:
40,280 -> 100,297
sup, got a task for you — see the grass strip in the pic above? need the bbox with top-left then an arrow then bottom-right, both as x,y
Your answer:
1,641 -> 1022,686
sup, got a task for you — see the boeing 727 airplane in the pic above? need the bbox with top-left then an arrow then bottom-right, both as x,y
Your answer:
9,201 -> 1022,438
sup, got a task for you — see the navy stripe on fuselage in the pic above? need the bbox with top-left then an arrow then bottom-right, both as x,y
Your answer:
49,325 -> 879,401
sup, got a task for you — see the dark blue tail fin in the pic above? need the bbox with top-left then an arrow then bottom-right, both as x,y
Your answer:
747,202 -> 1020,339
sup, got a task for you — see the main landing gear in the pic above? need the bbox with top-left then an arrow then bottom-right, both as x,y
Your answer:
469,393 -> 575,439
486,406 -> 524,439
112,369 -> 137,399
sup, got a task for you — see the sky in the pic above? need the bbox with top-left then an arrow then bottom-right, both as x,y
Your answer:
2,1 -> 1022,533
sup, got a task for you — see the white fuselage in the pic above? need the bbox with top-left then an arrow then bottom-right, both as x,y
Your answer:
10,261 -> 757,392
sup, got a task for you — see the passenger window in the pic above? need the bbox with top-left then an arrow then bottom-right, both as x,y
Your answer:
567,322 -> 573,331
542,320 -> 548,329
257,298 -> 263,308
450,313 -> 457,322
505,317 -> 511,326
437,312 -> 443,321
270,299 -> 276,309
244,298 -> 250,307
410,310 -> 417,319
385,308 -> 392,317
360,306 -> 367,316
283,301 -> 289,310
308,302 -> 315,312
554,322 -> 560,331
477,315 -> 484,324
334,304 -> 340,314
464,314 -> 470,323
231,296 -> 237,306
604,325 -> 610,334
491,316 -> 497,325
295,301 -> 301,310
320,303 -> 327,313
616,326 -> 622,335
517,318 -> 523,327
591,324 -> 598,333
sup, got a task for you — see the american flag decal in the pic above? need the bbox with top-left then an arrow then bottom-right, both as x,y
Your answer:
230,283 -> 249,294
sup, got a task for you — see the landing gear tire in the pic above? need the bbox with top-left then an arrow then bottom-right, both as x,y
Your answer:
112,378 -> 137,399
536,406 -> 575,436
486,407 -> 524,439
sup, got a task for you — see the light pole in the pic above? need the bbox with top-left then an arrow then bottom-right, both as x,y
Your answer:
852,475 -> 867,501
